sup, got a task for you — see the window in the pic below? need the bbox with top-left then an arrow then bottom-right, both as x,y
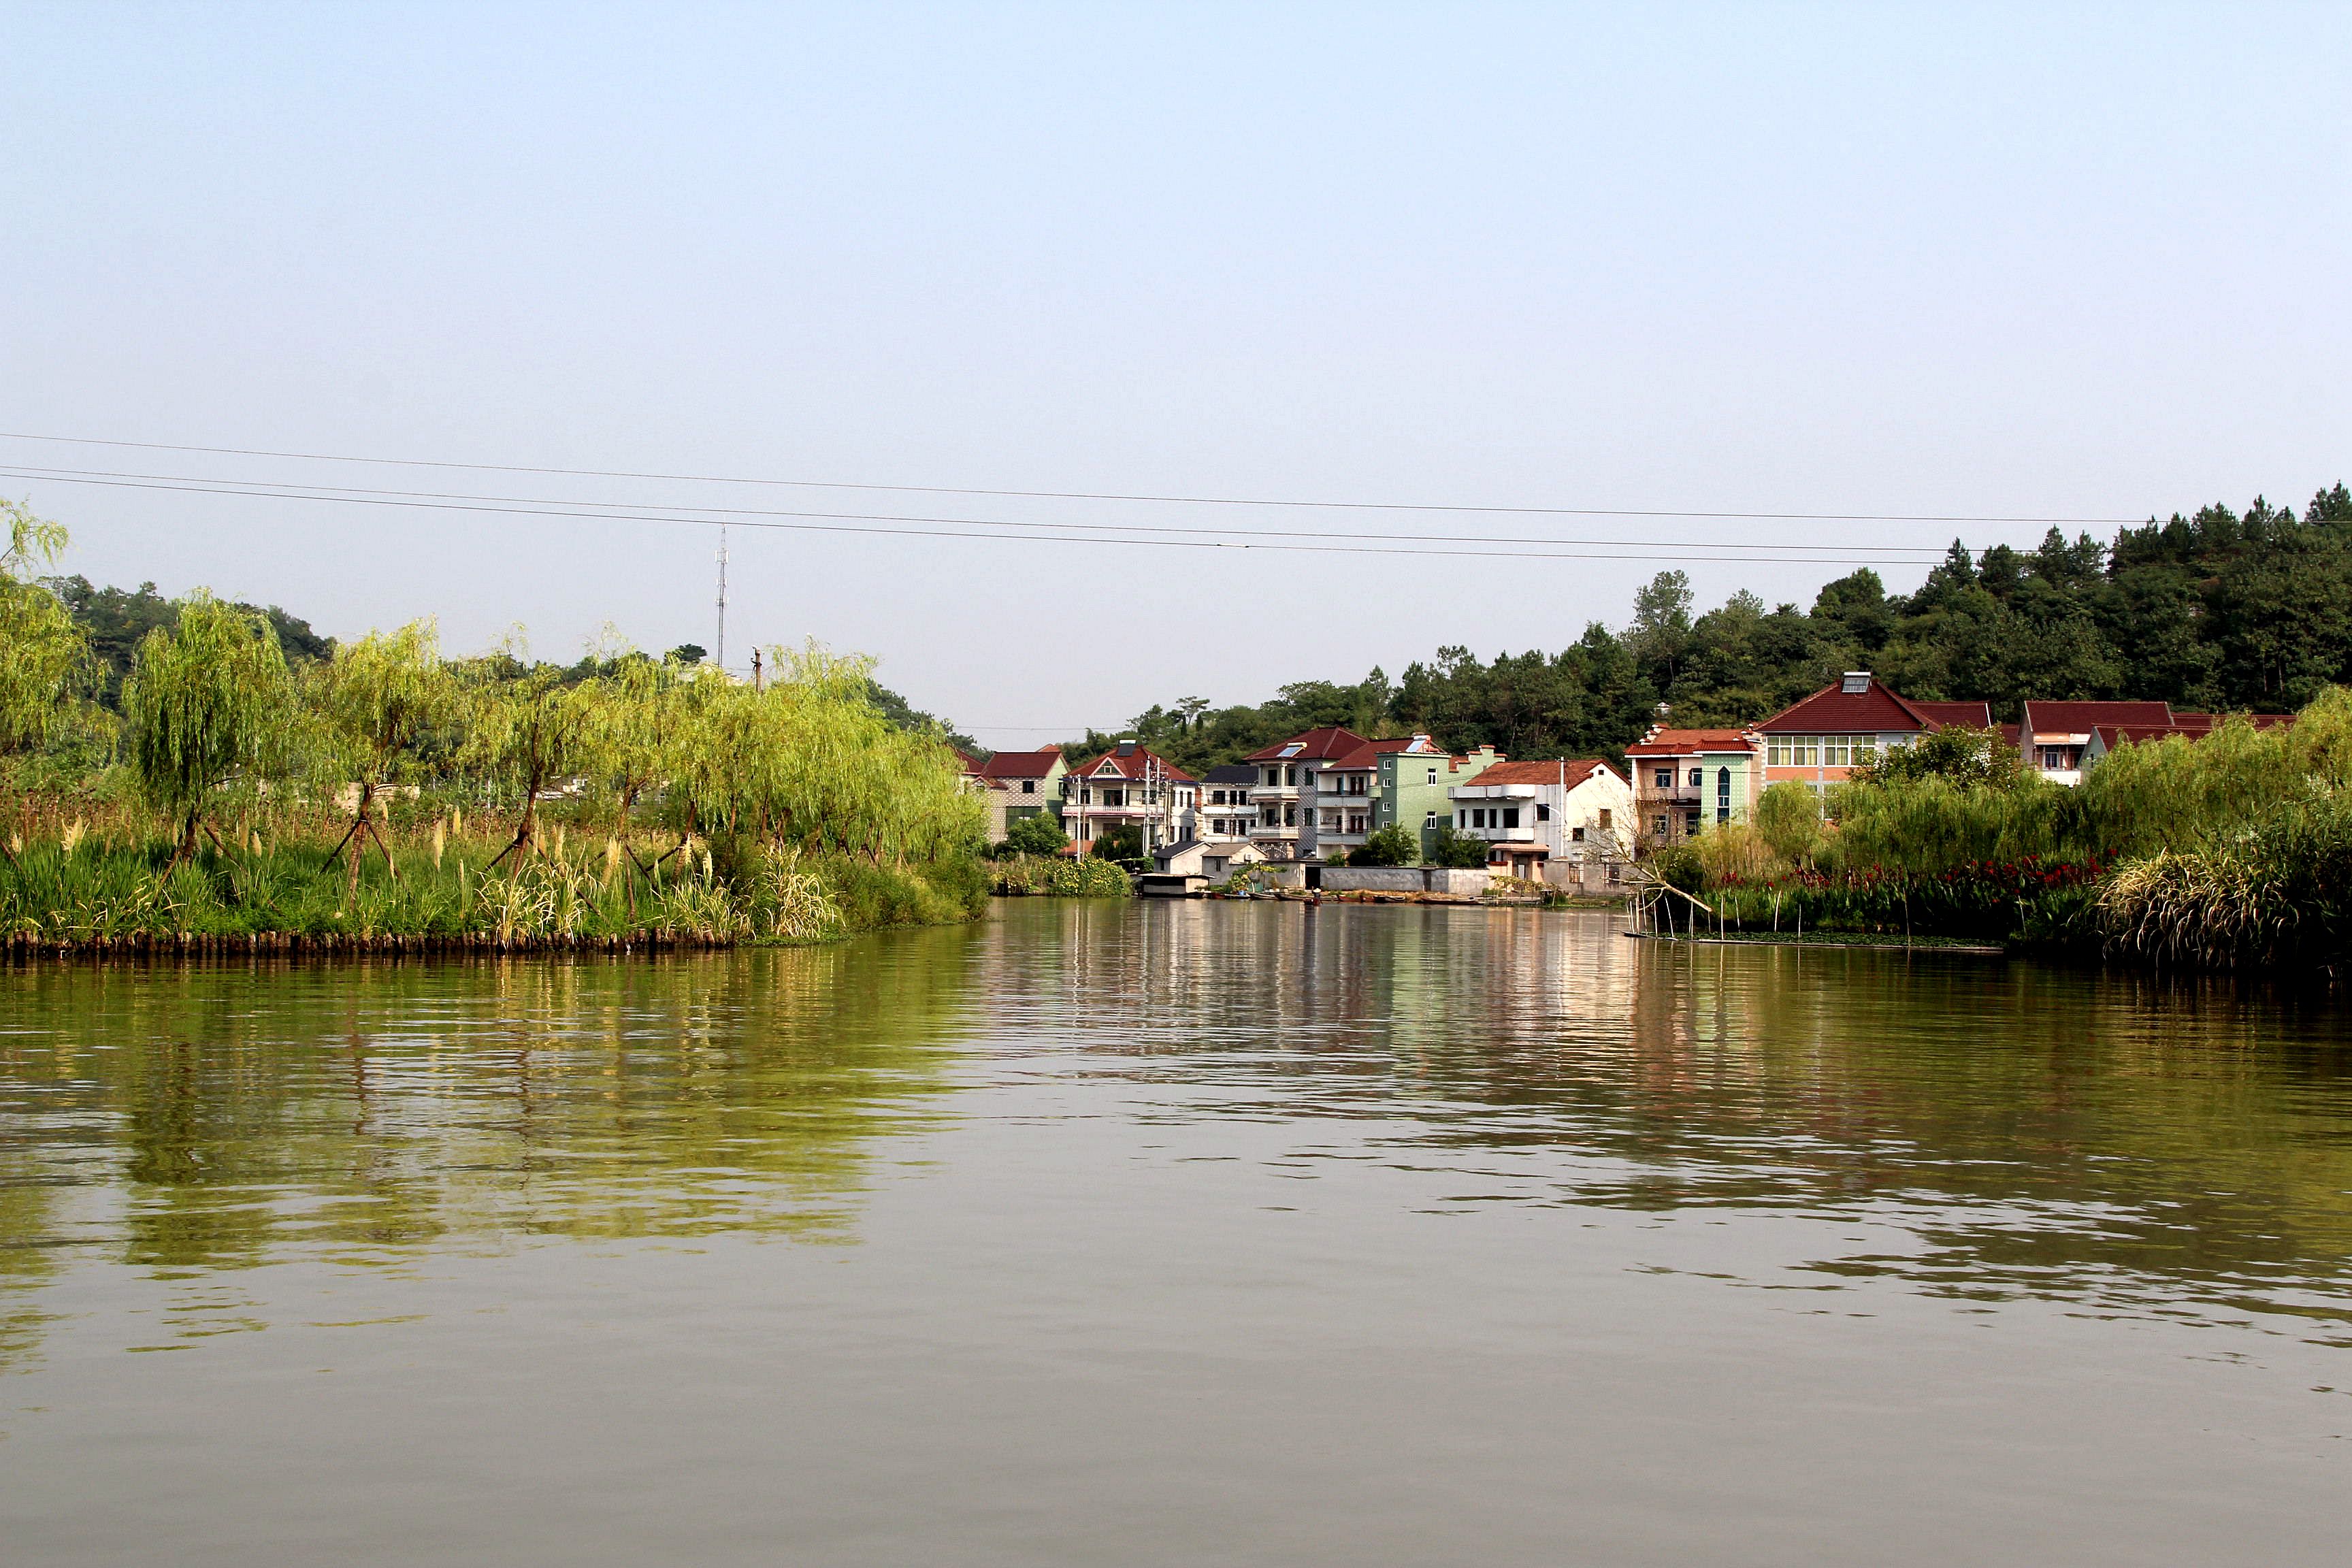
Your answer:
1685,810 -> 1701,833
1536,803 -> 1552,821
1264,768 -> 1279,787
1284,805 -> 1296,826
1607,864 -> 1622,884
1597,810 -> 1612,830
1424,811 -> 1437,828
1022,779 -> 1035,794
1426,768 -> 1438,785
1285,766 -> 1297,786
1687,767 -> 1703,787
1502,807 -> 1521,829
1823,736 -> 1852,768
1102,789 -> 1124,807
1654,768 -> 1672,789
1767,736 -> 1823,767
1571,826 -> 1585,843
1716,766 -> 1731,822
1081,787 -> 1092,804
1347,813 -> 1367,834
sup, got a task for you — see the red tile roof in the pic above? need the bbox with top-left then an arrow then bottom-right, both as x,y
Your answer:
1324,735 -> 1450,770
1243,726 -> 1369,764
1456,758 -> 1613,789
1624,728 -> 1756,757
974,748 -> 1065,781
2022,700 -> 2174,735
1908,700 -> 1995,729
1070,745 -> 1198,784
1755,677 -> 1938,734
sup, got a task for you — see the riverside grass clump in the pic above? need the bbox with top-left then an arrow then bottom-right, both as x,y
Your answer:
1654,690 -> 2352,973
0,521 -> 994,953
988,853 -> 1132,898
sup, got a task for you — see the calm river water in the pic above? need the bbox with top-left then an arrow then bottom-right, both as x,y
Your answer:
3,900 -> 2349,1565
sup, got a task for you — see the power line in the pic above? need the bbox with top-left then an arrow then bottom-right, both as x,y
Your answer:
0,428 -> 2144,526
0,467 -> 1970,566
0,461 -> 1958,556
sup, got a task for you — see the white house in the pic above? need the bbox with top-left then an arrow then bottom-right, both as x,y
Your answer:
1447,758 -> 1633,887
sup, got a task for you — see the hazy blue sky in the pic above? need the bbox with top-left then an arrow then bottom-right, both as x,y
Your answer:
3,3 -> 2345,747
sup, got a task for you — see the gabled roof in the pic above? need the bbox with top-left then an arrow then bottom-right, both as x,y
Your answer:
1909,700 -> 1995,729
2022,700 -> 2174,736
1455,758 -> 1613,789
1324,735 -> 1449,771
1243,726 -> 1368,764
1070,745 -> 1198,784
1624,728 -> 1756,757
1754,676 -> 1938,735
975,747 -> 1066,781
2095,713 -> 2297,750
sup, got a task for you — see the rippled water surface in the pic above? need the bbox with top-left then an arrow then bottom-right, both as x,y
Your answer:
3,900 -> 2351,1565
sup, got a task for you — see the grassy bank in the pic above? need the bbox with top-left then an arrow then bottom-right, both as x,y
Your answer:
1645,688 -> 2352,977
0,811 -> 985,954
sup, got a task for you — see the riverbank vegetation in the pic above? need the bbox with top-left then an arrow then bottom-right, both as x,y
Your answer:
1,508 -> 987,952
1646,689 -> 2352,975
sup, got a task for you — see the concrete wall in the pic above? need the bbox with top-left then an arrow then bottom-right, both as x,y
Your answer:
1318,867 -> 1495,896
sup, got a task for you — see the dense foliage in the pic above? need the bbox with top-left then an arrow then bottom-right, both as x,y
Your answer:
1665,689 -> 2352,975
1071,485 -> 2352,770
0,513 -> 995,945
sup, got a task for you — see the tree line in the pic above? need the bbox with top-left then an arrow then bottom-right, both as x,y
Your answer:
1068,485 -> 2352,772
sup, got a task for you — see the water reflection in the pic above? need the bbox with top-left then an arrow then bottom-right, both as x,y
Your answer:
979,902 -> 2352,1337
0,928 -> 984,1365
4,900 -> 2351,1373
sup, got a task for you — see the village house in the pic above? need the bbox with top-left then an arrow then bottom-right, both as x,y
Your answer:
1624,727 -> 1761,845
1196,764 -> 1259,843
1309,735 -> 1503,860
1064,740 -> 1196,855
1447,759 -> 1633,886
1242,727 -> 1371,862
1754,672 -> 1991,794
2017,701 -> 2294,784
964,747 -> 1069,841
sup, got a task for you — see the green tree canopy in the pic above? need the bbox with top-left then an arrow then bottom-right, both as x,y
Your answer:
123,592 -> 295,864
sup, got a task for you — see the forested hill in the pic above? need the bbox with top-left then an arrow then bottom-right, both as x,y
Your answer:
1066,485 -> 2352,773
49,576 -> 334,705
45,574 -> 977,751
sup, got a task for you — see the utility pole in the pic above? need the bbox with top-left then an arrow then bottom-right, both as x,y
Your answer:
751,647 -> 762,693
715,524 -> 730,675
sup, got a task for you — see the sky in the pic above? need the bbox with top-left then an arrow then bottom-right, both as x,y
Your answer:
2,2 -> 2345,749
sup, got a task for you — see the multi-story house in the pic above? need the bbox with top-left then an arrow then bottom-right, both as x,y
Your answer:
1624,728 -> 1761,845
1447,759 -> 1633,883
1196,764 -> 1259,843
1241,727 -> 1371,862
1310,736 -> 1502,860
1064,740 -> 1196,855
1754,673 -> 1991,794
967,747 -> 1069,840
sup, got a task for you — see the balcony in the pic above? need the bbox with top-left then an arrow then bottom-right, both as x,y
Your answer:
1248,784 -> 1299,802
1467,825 -> 1539,843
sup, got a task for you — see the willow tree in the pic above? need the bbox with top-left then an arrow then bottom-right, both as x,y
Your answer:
122,593 -> 295,870
305,619 -> 461,902
462,658 -> 594,868
574,649 -> 691,913
0,502 -> 89,855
